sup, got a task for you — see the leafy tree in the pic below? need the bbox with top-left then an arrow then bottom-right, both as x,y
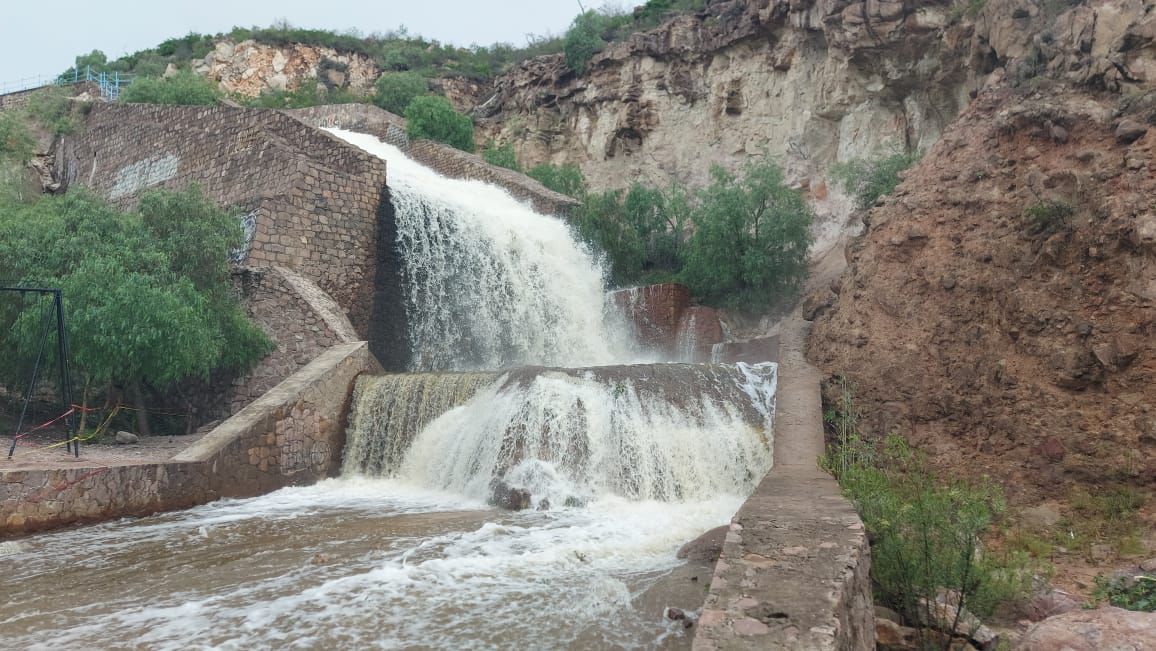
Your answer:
527,163 -> 585,197
681,160 -> 812,310
0,188 -> 271,435
564,11 -> 606,74
404,95 -> 475,152
482,140 -> 520,171
121,71 -> 221,106
373,71 -> 429,114
574,182 -> 689,285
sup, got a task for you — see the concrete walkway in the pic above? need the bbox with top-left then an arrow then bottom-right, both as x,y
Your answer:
694,244 -> 873,650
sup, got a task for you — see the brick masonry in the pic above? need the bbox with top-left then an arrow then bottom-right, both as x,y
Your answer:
287,104 -> 580,216
55,102 -> 389,338
0,342 -> 379,537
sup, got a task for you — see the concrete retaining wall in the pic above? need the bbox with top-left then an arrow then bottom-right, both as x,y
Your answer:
287,104 -> 580,216
0,342 -> 378,537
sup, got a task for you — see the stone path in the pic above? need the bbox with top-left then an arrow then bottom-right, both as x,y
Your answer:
0,432 -> 205,471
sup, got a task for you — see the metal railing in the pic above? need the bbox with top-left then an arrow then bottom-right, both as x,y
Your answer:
0,65 -> 135,102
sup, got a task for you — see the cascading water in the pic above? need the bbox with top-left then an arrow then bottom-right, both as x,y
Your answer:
326,128 -> 640,371
2,127 -> 780,651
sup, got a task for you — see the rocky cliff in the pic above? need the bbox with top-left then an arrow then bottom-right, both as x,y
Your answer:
189,40 -> 379,97
472,0 -> 984,196
807,0 -> 1156,507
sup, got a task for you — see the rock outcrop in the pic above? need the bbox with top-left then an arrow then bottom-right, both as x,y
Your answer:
808,81 -> 1156,502
1014,607 -> 1156,650
473,0 -> 977,196
189,40 -> 379,97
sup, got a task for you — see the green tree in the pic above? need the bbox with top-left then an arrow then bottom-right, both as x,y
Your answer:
121,71 -> 221,106
0,188 -> 271,435
681,160 -> 812,310
527,163 -> 585,197
482,140 -> 520,171
404,95 -> 475,152
564,11 -> 606,74
373,71 -> 429,114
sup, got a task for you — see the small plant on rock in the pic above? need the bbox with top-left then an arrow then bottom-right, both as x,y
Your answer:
830,150 -> 921,211
1090,574 -> 1156,612
1021,199 -> 1074,238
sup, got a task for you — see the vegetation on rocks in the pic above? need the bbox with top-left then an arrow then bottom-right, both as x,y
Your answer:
243,84 -> 360,109
0,187 -> 272,435
373,71 -> 429,115
121,70 -> 221,106
1091,574 -> 1156,612
404,95 -> 475,152
821,380 -> 1037,639
527,162 -> 585,197
831,151 -> 920,210
482,140 -> 519,172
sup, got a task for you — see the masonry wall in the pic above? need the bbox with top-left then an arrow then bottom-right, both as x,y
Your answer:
0,342 -> 378,537
0,82 -> 99,113
56,103 -> 388,336
287,104 -> 580,216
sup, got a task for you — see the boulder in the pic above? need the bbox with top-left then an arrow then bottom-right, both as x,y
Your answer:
1015,607 -> 1156,650
676,524 -> 728,562
114,431 -> 139,445
489,480 -> 532,510
1116,119 -> 1148,144
876,617 -> 920,650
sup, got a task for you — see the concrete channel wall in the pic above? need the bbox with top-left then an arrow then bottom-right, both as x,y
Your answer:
0,342 -> 378,537
693,320 -> 873,650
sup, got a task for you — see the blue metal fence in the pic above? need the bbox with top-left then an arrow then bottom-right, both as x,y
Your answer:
0,66 -> 135,101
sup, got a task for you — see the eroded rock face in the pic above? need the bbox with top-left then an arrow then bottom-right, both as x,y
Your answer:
808,83 -> 1156,502
191,40 -> 379,97
1014,607 -> 1156,650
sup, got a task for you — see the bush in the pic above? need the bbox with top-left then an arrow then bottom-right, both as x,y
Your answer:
404,95 -> 475,152
482,140 -> 520,171
373,71 -> 429,115
831,151 -> 920,210
0,112 -> 35,163
681,160 -> 812,310
575,183 -> 690,286
822,380 -> 1037,634
1021,199 -> 1074,238
564,11 -> 606,74
528,163 -> 585,197
121,71 -> 220,105
1091,574 -> 1156,612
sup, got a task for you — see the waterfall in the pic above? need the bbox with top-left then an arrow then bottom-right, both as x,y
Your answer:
345,363 -> 777,507
325,128 -> 639,371
343,372 -> 496,476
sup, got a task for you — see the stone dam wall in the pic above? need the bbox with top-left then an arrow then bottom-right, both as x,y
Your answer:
55,102 -> 390,340
287,104 -> 580,217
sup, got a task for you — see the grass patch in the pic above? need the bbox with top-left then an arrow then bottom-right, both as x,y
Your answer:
1021,199 -> 1073,238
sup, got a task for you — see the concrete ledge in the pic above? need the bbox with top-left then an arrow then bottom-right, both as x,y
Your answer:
693,326 -> 873,650
1,341 -> 379,537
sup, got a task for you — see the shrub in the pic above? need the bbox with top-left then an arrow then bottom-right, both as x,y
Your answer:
373,71 -> 429,115
822,380 -> 1037,635
0,112 -> 35,163
831,151 -> 920,210
482,140 -> 520,171
528,163 -> 585,197
681,160 -> 812,310
1021,199 -> 1073,238
564,11 -> 606,74
575,183 -> 690,286
26,87 -> 80,136
404,95 -> 475,152
121,71 -> 220,105
1091,574 -> 1156,612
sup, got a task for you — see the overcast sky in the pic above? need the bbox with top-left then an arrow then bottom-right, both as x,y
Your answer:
1,0 -> 614,88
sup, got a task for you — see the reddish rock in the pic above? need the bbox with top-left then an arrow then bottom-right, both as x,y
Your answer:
674,306 -> 725,362
677,524 -> 728,562
1035,436 -> 1066,462
711,336 -> 781,364
610,283 -> 691,353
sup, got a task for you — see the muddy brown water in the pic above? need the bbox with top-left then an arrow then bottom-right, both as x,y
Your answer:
0,478 -> 726,650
